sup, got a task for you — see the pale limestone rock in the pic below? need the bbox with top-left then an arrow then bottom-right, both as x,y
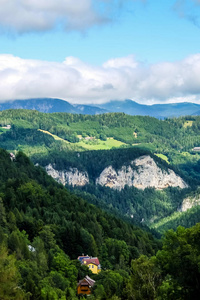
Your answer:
96,155 -> 188,191
132,155 -> 187,190
96,165 -> 134,190
45,155 -> 188,191
45,164 -> 89,187
180,196 -> 200,212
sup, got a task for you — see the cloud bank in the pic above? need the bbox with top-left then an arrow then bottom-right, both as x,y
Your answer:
1,54 -> 200,104
0,0 -> 142,33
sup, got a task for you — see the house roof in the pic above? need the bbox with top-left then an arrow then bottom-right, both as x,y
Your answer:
82,257 -> 100,266
77,276 -> 95,287
77,255 -> 90,262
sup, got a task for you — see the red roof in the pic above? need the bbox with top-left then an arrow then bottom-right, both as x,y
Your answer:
82,257 -> 100,266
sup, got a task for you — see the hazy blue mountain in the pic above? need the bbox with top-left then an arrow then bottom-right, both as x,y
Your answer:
97,99 -> 151,115
72,104 -> 108,115
1,98 -> 200,117
192,110 -> 200,115
0,98 -> 108,115
151,102 -> 200,118
98,99 -> 200,118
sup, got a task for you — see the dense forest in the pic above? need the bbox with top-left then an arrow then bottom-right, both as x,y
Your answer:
1,110 -> 200,233
1,109 -> 200,168
0,148 -> 158,299
0,109 -> 200,298
31,147 -> 195,229
1,148 -> 200,299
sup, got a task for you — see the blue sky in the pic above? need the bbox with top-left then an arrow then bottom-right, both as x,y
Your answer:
1,0 -> 200,104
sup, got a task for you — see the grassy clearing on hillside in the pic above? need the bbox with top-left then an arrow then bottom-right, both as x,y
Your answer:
39,129 -> 126,150
38,129 -> 70,143
155,153 -> 169,163
183,121 -> 193,128
76,137 -> 126,150
38,129 -> 154,152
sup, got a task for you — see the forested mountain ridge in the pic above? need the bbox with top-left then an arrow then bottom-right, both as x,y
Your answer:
1,109 -> 200,171
45,154 -> 187,191
2,148 -> 200,299
1,109 -> 200,233
33,147 -> 194,232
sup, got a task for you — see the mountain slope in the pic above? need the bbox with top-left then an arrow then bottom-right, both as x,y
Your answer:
98,99 -> 200,118
0,148 -> 159,298
2,109 -> 200,168
1,109 -> 200,232
32,147 -> 191,227
1,98 -> 200,117
0,98 -> 108,114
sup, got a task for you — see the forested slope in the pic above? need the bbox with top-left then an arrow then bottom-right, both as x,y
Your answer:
0,148 -> 158,299
32,147 -> 193,228
1,109 -> 200,167
1,110 -> 200,233
1,149 -> 200,299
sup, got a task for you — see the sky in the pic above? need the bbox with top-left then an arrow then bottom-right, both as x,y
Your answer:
1,0 -> 200,104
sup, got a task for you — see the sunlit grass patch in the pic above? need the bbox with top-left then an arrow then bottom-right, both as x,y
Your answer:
155,153 -> 169,163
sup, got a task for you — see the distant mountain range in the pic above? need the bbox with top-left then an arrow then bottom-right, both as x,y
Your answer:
1,98 -> 200,118
98,99 -> 200,118
0,98 -> 108,115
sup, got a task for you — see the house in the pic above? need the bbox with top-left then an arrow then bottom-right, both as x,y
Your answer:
82,257 -> 101,274
193,147 -> 200,152
77,275 -> 95,295
77,255 -> 101,274
77,255 -> 90,263
2,125 -> 11,129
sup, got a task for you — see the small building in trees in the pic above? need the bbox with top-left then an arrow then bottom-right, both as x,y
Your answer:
77,254 -> 90,262
77,255 -> 101,274
77,275 -> 95,295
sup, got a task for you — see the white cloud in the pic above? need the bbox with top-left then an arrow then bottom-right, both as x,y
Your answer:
1,53 -> 200,104
0,0 -> 107,33
0,0 -> 143,33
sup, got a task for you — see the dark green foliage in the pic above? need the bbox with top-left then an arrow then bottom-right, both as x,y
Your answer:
156,224 -> 200,299
32,147 -> 153,177
123,223 -> 200,300
0,244 -> 24,300
1,109 -> 200,167
0,126 -> 55,149
0,148 -> 159,299
72,183 -> 189,226
155,204 -> 200,233
1,108 -> 200,233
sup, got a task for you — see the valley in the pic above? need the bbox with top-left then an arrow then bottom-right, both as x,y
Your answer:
2,0 -> 200,297
1,108 -> 200,299
1,109 -> 200,233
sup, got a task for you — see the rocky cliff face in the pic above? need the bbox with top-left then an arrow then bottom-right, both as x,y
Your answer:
179,196 -> 200,212
96,155 -> 188,191
45,155 -> 188,190
45,164 -> 89,187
